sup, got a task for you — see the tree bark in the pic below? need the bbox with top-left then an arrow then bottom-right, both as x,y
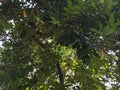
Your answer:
56,62 -> 64,84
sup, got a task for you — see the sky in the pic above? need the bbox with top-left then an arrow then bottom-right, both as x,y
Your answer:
0,41 -> 3,47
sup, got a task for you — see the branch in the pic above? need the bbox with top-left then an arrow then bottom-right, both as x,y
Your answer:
56,62 -> 64,84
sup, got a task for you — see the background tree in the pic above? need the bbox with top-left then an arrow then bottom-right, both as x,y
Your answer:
0,0 -> 120,90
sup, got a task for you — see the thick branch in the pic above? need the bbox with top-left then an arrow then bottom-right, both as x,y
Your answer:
56,62 -> 64,84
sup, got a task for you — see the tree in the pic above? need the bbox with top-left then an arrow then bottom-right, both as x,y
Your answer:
0,0 -> 120,90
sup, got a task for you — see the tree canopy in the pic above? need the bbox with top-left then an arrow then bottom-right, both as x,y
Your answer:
0,0 -> 120,90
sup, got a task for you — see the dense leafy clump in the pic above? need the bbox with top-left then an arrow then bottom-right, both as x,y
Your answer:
0,0 -> 120,90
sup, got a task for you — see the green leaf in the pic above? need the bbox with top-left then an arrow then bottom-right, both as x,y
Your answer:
51,16 -> 60,25
114,21 -> 120,27
91,28 -> 102,35
103,25 -> 115,36
109,14 -> 114,26
100,0 -> 104,4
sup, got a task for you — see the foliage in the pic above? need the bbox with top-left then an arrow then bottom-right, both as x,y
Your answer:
0,0 -> 120,90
